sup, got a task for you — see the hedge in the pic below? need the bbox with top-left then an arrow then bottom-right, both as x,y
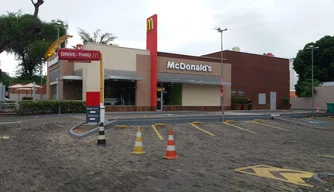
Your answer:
16,100 -> 86,115
282,97 -> 290,105
231,96 -> 249,104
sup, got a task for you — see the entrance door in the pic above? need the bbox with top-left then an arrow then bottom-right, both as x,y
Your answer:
156,83 -> 164,111
270,92 -> 277,110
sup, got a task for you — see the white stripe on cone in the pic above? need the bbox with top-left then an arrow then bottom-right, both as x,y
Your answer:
167,145 -> 175,151
98,135 -> 105,140
168,135 -> 174,140
99,127 -> 104,131
135,141 -> 143,147
136,132 -> 142,137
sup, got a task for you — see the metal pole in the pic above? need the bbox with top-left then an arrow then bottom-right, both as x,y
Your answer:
220,31 -> 224,123
57,24 -> 61,114
216,27 -> 227,123
40,58 -> 43,100
311,48 -> 314,117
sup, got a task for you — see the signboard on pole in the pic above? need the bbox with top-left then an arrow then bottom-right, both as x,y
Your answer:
58,48 -> 101,61
220,87 -> 224,98
220,77 -> 224,98
86,106 -> 100,123
86,92 -> 101,123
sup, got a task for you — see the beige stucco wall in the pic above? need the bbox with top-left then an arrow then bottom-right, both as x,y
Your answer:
79,43 -> 150,100
291,86 -> 334,110
182,84 -> 220,106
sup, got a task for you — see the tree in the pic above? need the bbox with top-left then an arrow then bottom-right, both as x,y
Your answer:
78,28 -> 117,45
0,0 -> 44,53
7,19 -> 68,78
293,35 -> 334,97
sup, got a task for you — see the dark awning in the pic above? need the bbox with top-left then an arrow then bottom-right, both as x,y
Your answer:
158,72 -> 231,86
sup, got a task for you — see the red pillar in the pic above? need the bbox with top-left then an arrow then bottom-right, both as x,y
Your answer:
146,14 -> 158,109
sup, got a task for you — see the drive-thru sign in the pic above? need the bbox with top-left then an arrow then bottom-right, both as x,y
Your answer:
58,44 -> 104,123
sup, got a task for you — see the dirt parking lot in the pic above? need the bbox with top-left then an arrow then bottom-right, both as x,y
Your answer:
0,116 -> 334,192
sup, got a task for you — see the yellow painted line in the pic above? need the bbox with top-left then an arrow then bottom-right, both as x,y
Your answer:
0,121 -> 21,125
317,154 -> 334,159
151,125 -> 164,140
189,123 -> 215,136
252,121 -> 289,131
154,123 -> 165,127
235,164 -> 314,187
253,119 -> 263,123
223,122 -> 256,134
225,120 -> 235,124
115,125 -> 128,129
328,116 -> 334,119
0,136 -> 15,139
192,121 -> 203,125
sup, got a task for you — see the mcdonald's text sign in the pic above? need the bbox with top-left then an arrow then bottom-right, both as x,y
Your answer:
58,48 -> 101,61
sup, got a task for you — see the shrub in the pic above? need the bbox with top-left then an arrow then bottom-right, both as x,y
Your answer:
22,97 -> 33,100
16,100 -> 86,115
231,96 -> 249,104
282,97 -> 290,105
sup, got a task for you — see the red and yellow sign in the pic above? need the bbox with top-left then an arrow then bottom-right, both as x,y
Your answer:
58,48 -> 100,61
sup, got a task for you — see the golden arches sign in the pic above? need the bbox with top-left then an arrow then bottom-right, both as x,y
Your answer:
44,35 -> 73,59
147,18 -> 154,32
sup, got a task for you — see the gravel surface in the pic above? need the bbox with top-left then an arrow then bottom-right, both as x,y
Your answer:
0,117 -> 333,191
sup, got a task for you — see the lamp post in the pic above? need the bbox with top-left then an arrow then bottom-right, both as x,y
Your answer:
306,45 -> 319,117
40,58 -> 44,100
216,27 -> 227,123
56,22 -> 61,114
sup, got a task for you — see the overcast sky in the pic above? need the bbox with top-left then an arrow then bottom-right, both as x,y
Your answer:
1,0 -> 333,76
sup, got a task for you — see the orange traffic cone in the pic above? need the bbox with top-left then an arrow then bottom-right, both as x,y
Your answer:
316,106 -> 319,113
132,127 -> 145,154
164,129 -> 178,160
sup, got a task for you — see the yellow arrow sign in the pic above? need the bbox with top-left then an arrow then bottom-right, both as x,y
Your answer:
235,164 -> 314,187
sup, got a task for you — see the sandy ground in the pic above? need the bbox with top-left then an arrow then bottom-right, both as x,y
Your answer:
0,117 -> 334,191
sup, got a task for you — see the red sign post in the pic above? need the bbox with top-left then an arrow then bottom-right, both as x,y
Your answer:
57,45 -> 103,123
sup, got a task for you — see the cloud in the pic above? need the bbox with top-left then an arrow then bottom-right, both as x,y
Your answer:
1,0 -> 334,74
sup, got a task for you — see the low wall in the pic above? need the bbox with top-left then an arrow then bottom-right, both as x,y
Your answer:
9,93 -> 47,101
290,86 -> 334,110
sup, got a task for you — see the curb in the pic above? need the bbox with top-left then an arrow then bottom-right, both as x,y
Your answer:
69,120 -> 118,139
107,115 -> 274,125
273,116 -> 334,131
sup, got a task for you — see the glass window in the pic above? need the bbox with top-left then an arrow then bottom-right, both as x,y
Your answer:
231,90 -> 237,96
238,90 -> 245,96
104,80 -> 136,105
258,93 -> 266,104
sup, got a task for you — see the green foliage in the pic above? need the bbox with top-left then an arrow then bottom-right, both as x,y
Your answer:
22,97 -> 33,100
1,11 -> 68,77
231,96 -> 249,104
78,28 -> 117,45
0,71 -> 46,91
293,35 -> 334,97
16,100 -> 86,115
295,79 -> 322,97
282,97 -> 290,105
0,11 -> 41,46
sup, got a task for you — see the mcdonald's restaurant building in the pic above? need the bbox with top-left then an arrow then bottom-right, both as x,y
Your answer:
46,43 -> 232,112
46,14 -> 232,112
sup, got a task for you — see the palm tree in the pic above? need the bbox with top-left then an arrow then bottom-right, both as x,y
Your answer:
77,28 -> 117,45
